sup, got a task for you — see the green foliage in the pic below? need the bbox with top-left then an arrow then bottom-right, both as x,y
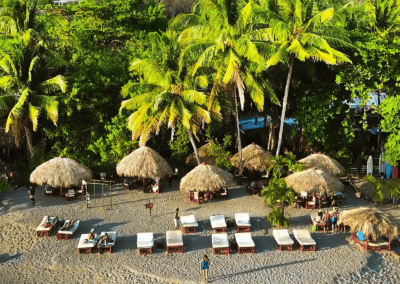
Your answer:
363,175 -> 385,202
207,134 -> 233,170
380,95 -> 400,166
386,179 -> 400,200
0,179 -> 9,192
267,208 -> 289,227
29,149 -> 53,173
169,123 -> 190,161
268,152 -> 305,178
328,148 -> 351,167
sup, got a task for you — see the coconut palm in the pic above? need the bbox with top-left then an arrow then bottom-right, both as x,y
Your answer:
120,58 -> 222,165
0,0 -> 38,36
255,0 -> 352,156
170,0 -> 279,180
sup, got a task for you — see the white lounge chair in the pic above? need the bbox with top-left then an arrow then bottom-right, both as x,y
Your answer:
36,216 -> 59,237
137,232 -> 154,255
78,233 -> 98,254
235,233 -> 255,254
235,213 -> 251,232
56,220 -> 80,240
180,215 -> 199,234
273,229 -> 294,251
97,231 -> 117,253
166,230 -> 184,253
293,230 -> 316,251
66,189 -> 76,201
210,215 -> 227,233
212,233 -> 230,255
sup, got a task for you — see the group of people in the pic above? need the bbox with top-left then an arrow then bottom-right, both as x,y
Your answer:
86,229 -> 113,247
313,208 -> 339,231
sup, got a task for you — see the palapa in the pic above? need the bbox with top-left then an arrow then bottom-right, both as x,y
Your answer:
338,207 -> 399,239
230,143 -> 273,170
116,146 -> 173,179
180,163 -> 235,193
285,168 -> 344,195
298,153 -> 345,177
186,142 -> 215,166
30,157 -> 92,188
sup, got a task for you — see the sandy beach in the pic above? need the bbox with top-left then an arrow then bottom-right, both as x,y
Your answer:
0,179 -> 400,284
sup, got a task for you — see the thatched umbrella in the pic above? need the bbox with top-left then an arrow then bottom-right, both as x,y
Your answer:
186,142 -> 215,166
285,168 -> 344,195
298,153 -> 345,177
180,163 -> 235,193
30,157 -> 92,188
338,207 -> 399,239
230,142 -> 273,171
116,146 -> 173,179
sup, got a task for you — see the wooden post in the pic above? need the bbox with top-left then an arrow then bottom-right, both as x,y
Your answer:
110,181 -> 112,208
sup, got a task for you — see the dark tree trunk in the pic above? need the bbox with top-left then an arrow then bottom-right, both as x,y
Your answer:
24,124 -> 34,159
188,129 -> 201,165
234,92 -> 243,184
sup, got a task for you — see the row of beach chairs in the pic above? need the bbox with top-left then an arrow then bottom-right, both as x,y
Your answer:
273,229 -> 316,251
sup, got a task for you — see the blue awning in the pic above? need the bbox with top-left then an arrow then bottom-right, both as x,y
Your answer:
239,116 -> 297,131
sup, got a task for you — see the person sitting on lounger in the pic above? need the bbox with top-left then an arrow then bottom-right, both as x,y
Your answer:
88,229 -> 96,240
44,216 -> 52,228
98,233 -> 112,246
60,220 -> 76,231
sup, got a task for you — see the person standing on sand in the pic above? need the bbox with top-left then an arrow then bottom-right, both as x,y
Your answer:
200,255 -> 210,283
173,208 -> 180,230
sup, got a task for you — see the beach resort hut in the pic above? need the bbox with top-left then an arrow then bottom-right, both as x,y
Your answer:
338,207 -> 399,251
30,157 -> 92,194
180,163 -> 235,202
230,143 -> 274,171
186,142 -> 216,167
298,153 -> 345,177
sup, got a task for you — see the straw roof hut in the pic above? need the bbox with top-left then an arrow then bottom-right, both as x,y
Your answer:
230,143 -> 273,170
30,157 -> 93,188
298,153 -> 345,177
338,207 -> 400,239
186,142 -> 216,166
116,146 -> 173,179
180,163 -> 235,193
285,168 -> 344,194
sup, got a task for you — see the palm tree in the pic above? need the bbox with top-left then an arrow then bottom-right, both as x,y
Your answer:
170,0 -> 279,180
0,33 -> 67,158
256,0 -> 352,156
0,0 -> 38,36
120,58 -> 221,165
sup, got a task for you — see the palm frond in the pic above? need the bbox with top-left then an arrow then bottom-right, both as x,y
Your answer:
28,56 -> 40,82
0,94 -> 15,115
195,75 -> 209,88
5,88 -> 31,132
0,75 -> 14,91
236,0 -> 254,33
169,14 -> 206,31
28,103 -> 40,131
267,41 -> 290,67
34,75 -> 67,94
287,39 -> 310,61
35,95 -> 59,125
120,82 -> 160,98
129,59 -> 170,88
181,90 -> 207,105
223,50 -> 241,84
120,93 -> 156,114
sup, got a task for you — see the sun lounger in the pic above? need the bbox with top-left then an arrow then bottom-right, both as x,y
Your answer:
212,233 -> 230,255
166,230 -> 184,253
137,232 -> 154,255
78,234 -> 98,254
293,230 -> 316,252
97,231 -> 117,253
235,233 -> 255,254
210,215 -> 227,233
36,216 -> 59,237
273,230 -> 294,251
235,213 -> 251,232
56,220 -> 80,240
65,189 -> 76,201
180,215 -> 199,234
350,232 -> 392,251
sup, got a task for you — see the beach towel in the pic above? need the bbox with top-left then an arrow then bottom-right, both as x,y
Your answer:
367,156 -> 373,175
393,167 -> 398,179
385,162 -> 393,179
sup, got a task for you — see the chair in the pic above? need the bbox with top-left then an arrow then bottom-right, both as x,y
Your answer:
56,220 -> 80,240
235,213 -> 251,232
173,168 -> 179,179
350,232 -> 392,251
219,187 -> 229,200
100,172 -> 106,181
36,216 -> 59,237
123,179 -> 133,190
293,230 -> 316,252
66,189 -> 76,201
137,232 -> 154,255
45,185 -> 55,197
210,215 -> 227,233
212,233 -> 230,255
180,215 -> 198,234
77,181 -> 86,197
306,200 -> 316,210
150,182 -> 160,194
166,230 -> 184,253
273,230 -> 294,251
193,191 -> 204,205
98,232 -> 117,253
78,234 -> 97,254
235,233 -> 255,254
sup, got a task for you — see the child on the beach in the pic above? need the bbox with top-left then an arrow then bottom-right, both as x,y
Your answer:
200,255 -> 210,283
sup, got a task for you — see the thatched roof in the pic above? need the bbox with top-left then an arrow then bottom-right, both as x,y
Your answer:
186,142 -> 216,166
285,168 -> 344,194
180,163 -> 235,192
298,153 -> 345,177
30,157 -> 93,188
116,146 -> 173,179
338,207 -> 400,239
230,143 -> 273,170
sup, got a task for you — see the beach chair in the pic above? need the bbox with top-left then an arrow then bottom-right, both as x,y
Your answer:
306,200 -> 316,210
97,231 -> 117,253
44,185 -> 55,196
56,220 -> 80,240
235,233 -> 255,254
166,230 -> 184,253
218,187 -> 229,200
273,230 -> 294,251
65,189 -> 76,201
77,181 -> 86,197
210,215 -> 227,233
293,230 -> 316,252
36,216 -> 59,237
180,215 -> 198,234
137,232 -> 154,255
350,232 -> 392,251
193,191 -> 204,205
78,234 -> 98,254
173,168 -> 179,178
235,213 -> 251,232
123,179 -> 133,190
150,182 -> 160,194
212,233 -> 230,255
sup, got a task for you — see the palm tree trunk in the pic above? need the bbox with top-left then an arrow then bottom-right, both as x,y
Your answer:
24,124 -> 34,159
234,92 -> 243,183
276,57 -> 294,156
281,202 -> 285,218
188,129 -> 201,165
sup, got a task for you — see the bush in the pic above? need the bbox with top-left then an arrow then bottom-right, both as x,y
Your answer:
0,180 -> 9,193
267,208 -> 289,227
